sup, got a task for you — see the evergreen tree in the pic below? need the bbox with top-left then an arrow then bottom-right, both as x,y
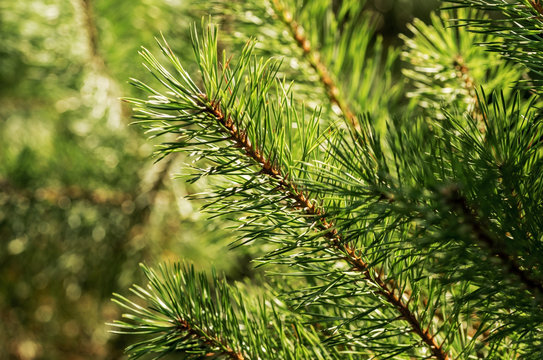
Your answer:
112,1 -> 543,358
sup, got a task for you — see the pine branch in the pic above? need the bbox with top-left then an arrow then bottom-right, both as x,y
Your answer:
452,54 -> 485,131
270,0 -> 358,132
127,28 -> 452,358
128,18 -> 543,357
202,96 -> 449,360
112,263 -> 341,359
339,91 -> 543,356
171,321 -> 245,360
401,7 -> 543,307
442,185 -> 543,299
401,8 -> 524,122
115,2 -> 543,358
199,0 -> 398,133
446,0 -> 543,90
111,264 -> 247,359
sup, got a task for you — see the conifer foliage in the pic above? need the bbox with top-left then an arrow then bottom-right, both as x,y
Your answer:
113,1 -> 543,358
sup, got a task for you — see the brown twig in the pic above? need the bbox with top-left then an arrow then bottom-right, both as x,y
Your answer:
529,0 -> 543,17
453,55 -> 485,133
270,0 -> 360,134
451,55 -> 542,298
201,97 -> 450,360
176,318 -> 245,360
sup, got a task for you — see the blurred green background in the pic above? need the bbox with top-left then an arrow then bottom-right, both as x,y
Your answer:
0,0 -> 438,358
